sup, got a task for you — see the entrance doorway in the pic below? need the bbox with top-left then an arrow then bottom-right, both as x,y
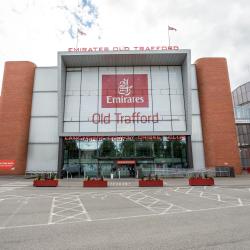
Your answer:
116,160 -> 136,178
128,165 -> 136,177
118,165 -> 136,178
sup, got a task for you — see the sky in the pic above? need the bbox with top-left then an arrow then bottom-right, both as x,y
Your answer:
0,0 -> 250,92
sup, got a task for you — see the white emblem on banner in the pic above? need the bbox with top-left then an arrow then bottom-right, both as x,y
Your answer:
118,78 -> 133,96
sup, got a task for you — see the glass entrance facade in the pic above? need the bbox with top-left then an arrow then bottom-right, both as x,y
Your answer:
62,136 -> 189,178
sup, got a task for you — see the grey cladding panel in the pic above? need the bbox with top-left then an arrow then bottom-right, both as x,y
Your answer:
34,67 -> 57,91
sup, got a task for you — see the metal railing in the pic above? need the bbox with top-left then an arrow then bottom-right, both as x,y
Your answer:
25,167 -> 235,179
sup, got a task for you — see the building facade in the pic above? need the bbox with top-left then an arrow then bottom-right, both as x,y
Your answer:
0,50 -> 242,177
232,82 -> 250,170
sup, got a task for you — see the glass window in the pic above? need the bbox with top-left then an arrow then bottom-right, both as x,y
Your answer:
238,125 -> 243,135
236,87 -> 243,104
63,66 -> 187,133
233,91 -> 238,106
135,141 -> 153,157
151,66 -> 171,123
80,67 -> 98,122
246,82 -> 250,91
62,136 -> 190,178
80,96 -> 98,121
247,92 -> 250,102
241,85 -> 247,103
153,93 -> 171,118
65,71 -> 81,95
168,66 -> 183,92
64,122 -> 79,132
84,164 -> 98,178
243,125 -> 247,134
63,140 -> 81,177
98,121 -> 116,132
64,140 -> 79,164
154,121 -> 172,132
239,135 -> 244,145
171,95 -> 185,116
153,140 -> 165,158
116,108 -> 135,132
64,96 -> 80,121
119,140 -> 135,157
79,141 -> 98,162
80,121 -> 97,133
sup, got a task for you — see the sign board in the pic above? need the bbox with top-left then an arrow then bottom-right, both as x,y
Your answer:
0,160 -> 16,170
64,136 -> 185,141
64,136 -> 162,141
117,160 -> 136,165
68,45 -> 179,52
102,74 -> 149,108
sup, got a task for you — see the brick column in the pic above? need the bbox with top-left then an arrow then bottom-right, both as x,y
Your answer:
0,61 -> 36,175
195,58 -> 241,174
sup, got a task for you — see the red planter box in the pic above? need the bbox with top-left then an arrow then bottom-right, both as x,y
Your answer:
83,180 -> 108,187
189,178 -> 214,186
139,179 -> 164,187
247,168 -> 250,174
33,179 -> 58,187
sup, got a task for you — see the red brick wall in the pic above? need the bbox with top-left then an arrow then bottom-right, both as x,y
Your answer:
195,58 -> 241,174
0,61 -> 36,175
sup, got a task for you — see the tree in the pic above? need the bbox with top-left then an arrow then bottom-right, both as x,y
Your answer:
119,140 -> 135,157
153,140 -> 165,158
98,140 -> 116,157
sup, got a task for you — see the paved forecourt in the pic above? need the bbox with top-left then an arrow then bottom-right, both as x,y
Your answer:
0,177 -> 250,249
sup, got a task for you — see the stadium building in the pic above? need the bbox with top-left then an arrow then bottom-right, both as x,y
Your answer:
0,49 -> 241,177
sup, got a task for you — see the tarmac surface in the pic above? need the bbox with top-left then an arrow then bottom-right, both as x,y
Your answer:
0,176 -> 250,250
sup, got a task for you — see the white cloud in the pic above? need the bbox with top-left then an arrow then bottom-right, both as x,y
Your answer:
0,0 -> 250,92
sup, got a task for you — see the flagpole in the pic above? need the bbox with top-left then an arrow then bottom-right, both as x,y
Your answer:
168,27 -> 170,46
76,29 -> 79,48
76,0 -> 80,48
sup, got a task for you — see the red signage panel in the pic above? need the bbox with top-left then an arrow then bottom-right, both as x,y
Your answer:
102,74 -> 149,108
0,160 -> 16,170
117,160 -> 136,165
166,135 -> 185,141
64,136 -> 182,141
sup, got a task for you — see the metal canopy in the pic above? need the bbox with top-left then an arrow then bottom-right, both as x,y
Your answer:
59,50 -> 190,67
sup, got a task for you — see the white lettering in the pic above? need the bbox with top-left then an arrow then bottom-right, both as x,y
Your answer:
105,96 -> 145,104
107,96 -> 112,103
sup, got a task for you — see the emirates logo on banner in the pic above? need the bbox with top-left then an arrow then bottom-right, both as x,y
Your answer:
102,74 -> 149,108
118,78 -> 133,96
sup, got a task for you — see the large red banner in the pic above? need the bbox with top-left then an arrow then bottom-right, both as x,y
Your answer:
102,74 -> 149,108
0,160 -> 16,170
